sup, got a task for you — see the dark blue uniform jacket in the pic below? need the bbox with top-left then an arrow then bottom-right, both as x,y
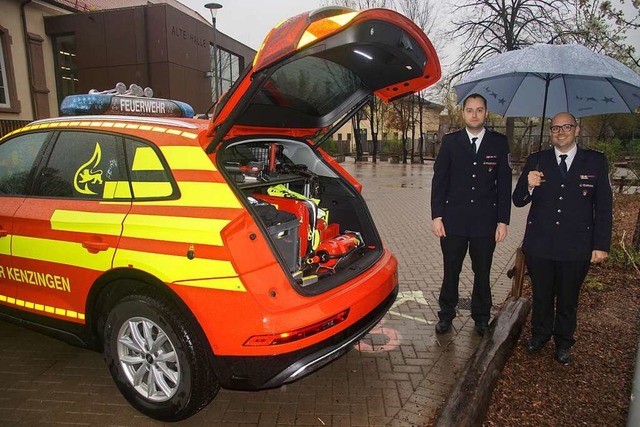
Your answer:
431,128 -> 512,237
512,147 -> 613,261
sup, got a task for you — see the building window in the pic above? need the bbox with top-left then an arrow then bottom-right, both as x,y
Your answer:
210,45 -> 242,101
0,37 -> 8,108
53,34 -> 78,105
0,25 -> 20,113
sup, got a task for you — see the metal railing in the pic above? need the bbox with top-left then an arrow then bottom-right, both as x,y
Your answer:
0,120 -> 31,138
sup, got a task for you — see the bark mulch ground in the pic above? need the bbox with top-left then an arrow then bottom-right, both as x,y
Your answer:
484,194 -> 640,426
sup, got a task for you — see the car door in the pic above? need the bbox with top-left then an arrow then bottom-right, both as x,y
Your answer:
0,131 -> 50,308
11,130 -> 131,323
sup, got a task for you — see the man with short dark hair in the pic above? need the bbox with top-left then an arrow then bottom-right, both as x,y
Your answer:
513,112 -> 613,365
431,93 -> 512,336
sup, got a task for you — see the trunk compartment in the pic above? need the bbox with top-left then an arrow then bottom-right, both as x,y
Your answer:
218,138 -> 382,294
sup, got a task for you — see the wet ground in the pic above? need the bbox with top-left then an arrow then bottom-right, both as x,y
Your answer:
0,159 -> 530,426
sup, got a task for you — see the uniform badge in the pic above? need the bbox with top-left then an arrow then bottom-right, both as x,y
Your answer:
583,190 -> 588,196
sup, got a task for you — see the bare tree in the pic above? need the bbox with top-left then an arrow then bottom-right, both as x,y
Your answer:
362,98 -> 380,162
322,0 -> 443,162
392,0 -> 444,163
320,1 -> 394,160
351,109 -> 365,161
446,0 -> 567,80
559,0 -> 639,68
445,0 -> 568,152
389,95 -> 417,164
396,0 -> 445,54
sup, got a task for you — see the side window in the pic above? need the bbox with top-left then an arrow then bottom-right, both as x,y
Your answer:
32,131 -> 126,199
125,138 -> 175,199
0,132 -> 49,195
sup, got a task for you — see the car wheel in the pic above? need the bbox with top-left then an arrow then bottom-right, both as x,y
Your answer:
103,294 -> 219,421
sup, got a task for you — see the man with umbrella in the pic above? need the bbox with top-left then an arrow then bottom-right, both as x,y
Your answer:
431,93 -> 512,337
512,112 -> 613,365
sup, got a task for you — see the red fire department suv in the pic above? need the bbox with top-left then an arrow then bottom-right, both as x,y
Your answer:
0,7 -> 440,421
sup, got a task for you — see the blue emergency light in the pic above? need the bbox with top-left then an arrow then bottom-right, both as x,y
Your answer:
60,83 -> 195,118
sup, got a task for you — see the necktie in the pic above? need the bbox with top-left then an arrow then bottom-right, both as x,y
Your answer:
470,137 -> 478,155
559,154 -> 568,177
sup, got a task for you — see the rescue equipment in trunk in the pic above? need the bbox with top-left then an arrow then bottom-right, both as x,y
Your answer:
306,232 -> 364,269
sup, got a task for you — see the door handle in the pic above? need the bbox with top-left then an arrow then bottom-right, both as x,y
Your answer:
82,241 -> 109,254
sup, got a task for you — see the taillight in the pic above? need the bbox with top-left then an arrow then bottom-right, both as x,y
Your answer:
244,309 -> 349,346
253,8 -> 358,71
297,11 -> 358,49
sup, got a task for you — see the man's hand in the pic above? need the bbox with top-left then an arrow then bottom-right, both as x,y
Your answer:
495,223 -> 508,242
591,250 -> 608,263
432,217 -> 446,238
528,171 -> 544,190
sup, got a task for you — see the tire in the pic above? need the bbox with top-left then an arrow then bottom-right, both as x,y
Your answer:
103,294 -> 220,421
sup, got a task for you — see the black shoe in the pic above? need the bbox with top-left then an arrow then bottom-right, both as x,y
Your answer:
525,337 -> 547,353
554,348 -> 570,365
435,320 -> 452,334
474,322 -> 489,336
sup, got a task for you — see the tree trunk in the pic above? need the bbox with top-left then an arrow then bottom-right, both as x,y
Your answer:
410,97 -> 416,162
370,98 -> 377,163
506,117 -> 515,153
352,116 -> 363,161
419,98 -> 424,162
402,131 -> 408,164
372,132 -> 378,163
633,207 -> 640,251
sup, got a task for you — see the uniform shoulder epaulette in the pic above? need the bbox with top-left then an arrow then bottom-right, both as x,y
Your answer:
585,147 -> 604,154
526,149 -> 547,156
486,128 -> 506,137
445,128 -> 459,135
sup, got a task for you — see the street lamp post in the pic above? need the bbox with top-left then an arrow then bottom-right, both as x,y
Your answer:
205,3 -> 223,102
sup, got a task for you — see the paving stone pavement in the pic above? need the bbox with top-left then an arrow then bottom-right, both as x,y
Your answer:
0,159 -> 530,426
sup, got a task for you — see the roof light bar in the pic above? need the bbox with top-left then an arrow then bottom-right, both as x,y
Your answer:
61,83 -> 193,118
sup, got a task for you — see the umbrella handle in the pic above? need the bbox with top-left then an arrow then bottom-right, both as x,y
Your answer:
536,75 -> 551,161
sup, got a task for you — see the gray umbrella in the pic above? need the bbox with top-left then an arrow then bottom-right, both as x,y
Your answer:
454,43 -> 640,149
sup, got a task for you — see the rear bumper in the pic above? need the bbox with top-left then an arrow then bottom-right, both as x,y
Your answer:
212,285 -> 398,390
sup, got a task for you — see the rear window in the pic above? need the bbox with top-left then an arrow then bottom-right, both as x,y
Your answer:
254,56 -> 362,116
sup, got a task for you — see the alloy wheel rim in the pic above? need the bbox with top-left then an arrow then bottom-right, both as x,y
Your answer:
116,316 -> 180,402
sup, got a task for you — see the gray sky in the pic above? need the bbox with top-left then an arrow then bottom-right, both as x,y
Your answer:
180,0 -> 323,50
178,0 -> 638,70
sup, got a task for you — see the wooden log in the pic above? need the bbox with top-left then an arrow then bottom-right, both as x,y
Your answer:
433,296 -> 532,427
510,247 -> 526,298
